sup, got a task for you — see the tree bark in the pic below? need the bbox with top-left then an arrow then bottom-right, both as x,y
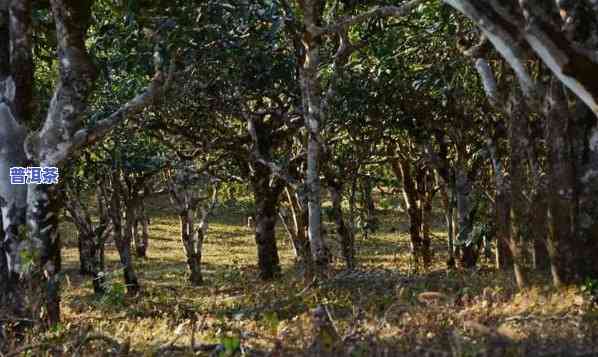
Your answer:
282,187 -> 312,271
529,186 -> 550,271
574,104 -> 598,281
508,90 -> 530,289
420,169 -> 434,267
126,181 -> 151,259
137,200 -> 150,258
0,0 -> 29,324
123,194 -> 148,259
440,185 -> 456,268
179,211 -> 203,286
545,79 -> 582,286
444,0 -> 598,115
251,165 -> 283,280
109,172 -> 140,294
166,165 -> 218,286
495,187 -> 513,270
455,167 -> 477,268
328,179 -> 355,270
391,158 -> 429,268
26,183 -> 63,327
66,185 -> 109,295
362,174 -> 377,232
299,1 -> 329,276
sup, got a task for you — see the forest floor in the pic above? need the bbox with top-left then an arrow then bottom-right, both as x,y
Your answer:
15,195 -> 598,356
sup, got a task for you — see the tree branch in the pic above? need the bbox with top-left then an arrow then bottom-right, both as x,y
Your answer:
71,63 -> 174,151
444,0 -> 542,99
312,0 -> 426,37
245,113 -> 302,190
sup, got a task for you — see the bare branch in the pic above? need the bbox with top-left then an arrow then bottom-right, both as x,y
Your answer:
474,58 -> 500,106
444,0 -> 542,99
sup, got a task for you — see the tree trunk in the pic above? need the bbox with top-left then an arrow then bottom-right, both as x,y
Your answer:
529,187 -> 550,271
495,188 -> 513,270
167,165 -> 218,286
77,230 -> 105,295
139,200 -> 150,257
78,232 -> 96,275
127,199 -> 146,258
284,188 -> 313,271
299,2 -> 329,276
110,173 -> 140,294
0,88 -> 28,324
362,175 -> 377,232
252,167 -> 282,280
440,183 -> 456,268
420,170 -> 434,267
66,185 -> 109,295
179,211 -> 203,286
329,180 -> 355,270
455,168 -> 477,268
488,140 -> 513,271
26,183 -> 63,327
545,79 -> 582,286
508,90 -> 530,289
0,224 -> 7,306
573,105 -> 598,281
391,158 -> 428,269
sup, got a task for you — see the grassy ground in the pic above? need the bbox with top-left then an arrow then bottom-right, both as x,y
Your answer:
15,194 -> 598,356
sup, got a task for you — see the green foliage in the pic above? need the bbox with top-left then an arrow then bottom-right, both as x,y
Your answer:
468,222 -> 490,247
219,334 -> 241,356
582,278 -> 598,301
18,248 -> 37,275
97,271 -> 127,307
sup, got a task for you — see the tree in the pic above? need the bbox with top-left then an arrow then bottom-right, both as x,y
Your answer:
445,0 -> 598,285
165,161 -> 218,286
287,0 -> 425,276
0,0 -> 171,327
63,153 -> 113,295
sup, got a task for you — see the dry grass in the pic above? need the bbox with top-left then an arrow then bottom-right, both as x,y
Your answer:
11,194 -> 598,356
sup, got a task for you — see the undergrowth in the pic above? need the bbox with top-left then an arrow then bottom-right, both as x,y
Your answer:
7,195 -> 598,356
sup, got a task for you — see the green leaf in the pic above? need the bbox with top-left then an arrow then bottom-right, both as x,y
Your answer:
221,335 -> 240,355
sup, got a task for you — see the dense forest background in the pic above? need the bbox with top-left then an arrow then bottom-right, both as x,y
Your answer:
1,0 -> 598,355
